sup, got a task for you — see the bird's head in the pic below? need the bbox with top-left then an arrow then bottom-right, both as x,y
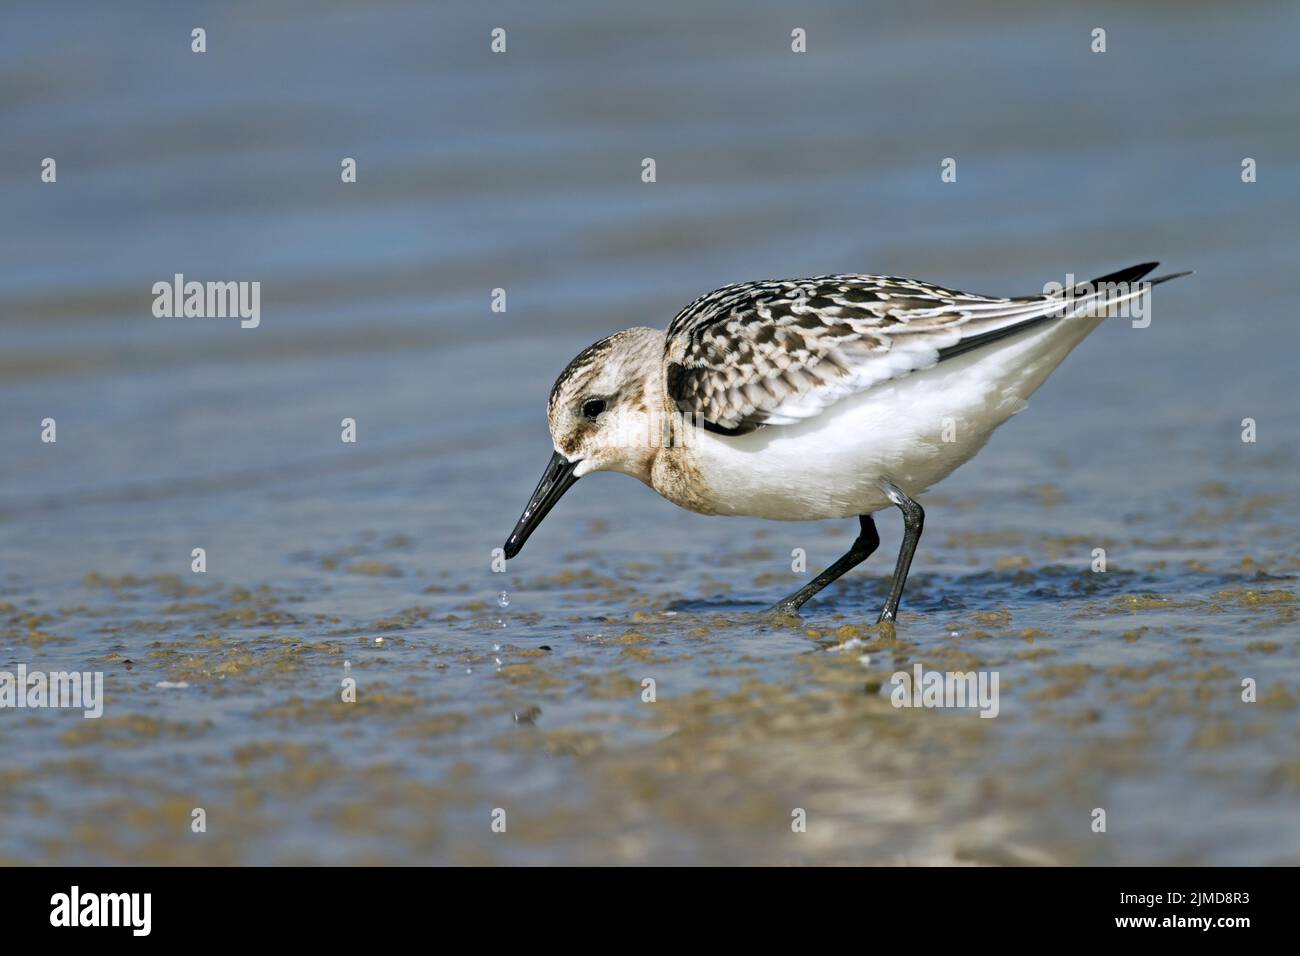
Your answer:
503,327 -> 665,559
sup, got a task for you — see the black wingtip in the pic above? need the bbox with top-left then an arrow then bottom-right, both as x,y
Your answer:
1086,262 -> 1160,287
1146,269 -> 1194,287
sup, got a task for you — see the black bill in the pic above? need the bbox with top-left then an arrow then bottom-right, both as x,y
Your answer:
503,451 -> 580,558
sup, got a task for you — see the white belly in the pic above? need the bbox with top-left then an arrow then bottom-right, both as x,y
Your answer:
681,314 -> 1104,520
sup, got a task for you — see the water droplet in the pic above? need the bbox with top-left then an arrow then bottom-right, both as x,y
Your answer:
374,637 -> 384,645
498,591 -> 510,608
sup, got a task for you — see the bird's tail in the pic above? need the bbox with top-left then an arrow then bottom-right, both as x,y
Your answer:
938,262 -> 1192,362
1064,262 -> 1194,318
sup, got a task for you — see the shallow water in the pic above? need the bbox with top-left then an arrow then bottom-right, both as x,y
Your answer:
2,0 -> 1298,864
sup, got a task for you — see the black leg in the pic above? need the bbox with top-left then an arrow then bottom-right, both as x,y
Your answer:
768,515 -> 880,613
877,481 -> 924,623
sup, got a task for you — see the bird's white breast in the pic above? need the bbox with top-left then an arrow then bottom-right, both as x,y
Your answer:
672,314 -> 1103,520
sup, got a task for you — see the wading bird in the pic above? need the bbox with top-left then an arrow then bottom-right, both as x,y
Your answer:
504,263 -> 1187,622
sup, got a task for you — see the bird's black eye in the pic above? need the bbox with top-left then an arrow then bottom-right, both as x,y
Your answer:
581,398 -> 606,421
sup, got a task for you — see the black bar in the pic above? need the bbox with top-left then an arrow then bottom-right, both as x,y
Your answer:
1,867 -> 1285,941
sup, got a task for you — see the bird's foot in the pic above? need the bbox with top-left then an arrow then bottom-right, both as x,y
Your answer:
761,600 -> 803,622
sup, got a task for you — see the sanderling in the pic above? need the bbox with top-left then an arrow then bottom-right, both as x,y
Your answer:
504,262 -> 1189,622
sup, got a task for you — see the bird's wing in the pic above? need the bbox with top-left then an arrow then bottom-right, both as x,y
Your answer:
663,264 -> 1176,434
